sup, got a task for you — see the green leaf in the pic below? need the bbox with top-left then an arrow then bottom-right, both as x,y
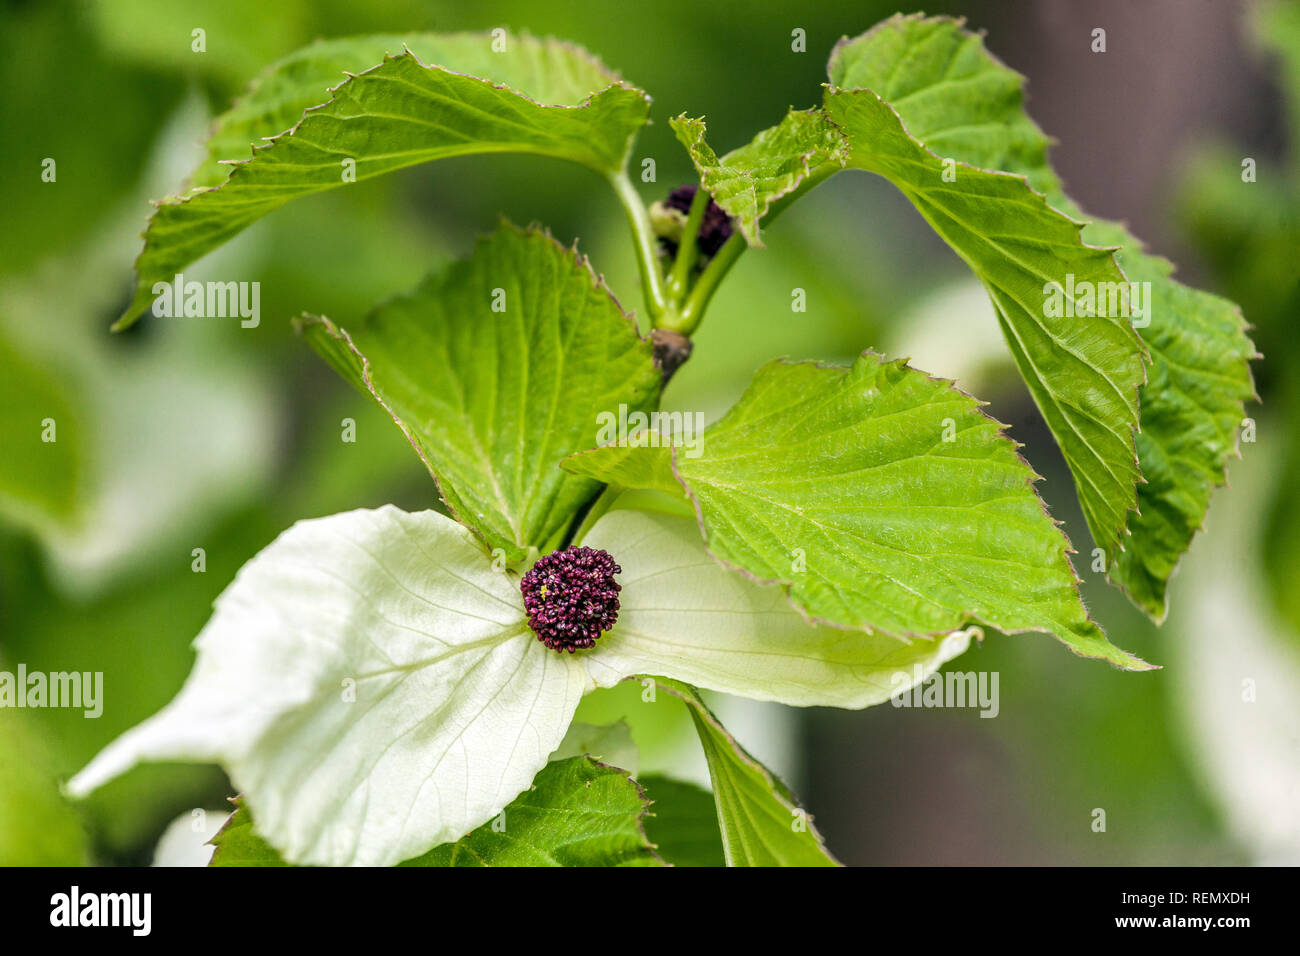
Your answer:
827,15 -> 1061,196
300,222 -> 660,560
822,75 -> 1146,566
830,14 -> 1256,617
639,774 -> 725,867
0,329 -> 84,532
0,706 -> 90,866
115,33 -> 650,328
401,757 -> 662,867
191,34 -> 433,192
567,353 -> 1149,669
192,32 -> 640,191
670,109 -> 847,245
212,758 -> 663,867
1083,225 -> 1257,616
653,680 -> 837,866
208,799 -> 288,867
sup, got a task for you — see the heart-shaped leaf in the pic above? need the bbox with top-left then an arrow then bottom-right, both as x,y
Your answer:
299,222 -> 660,560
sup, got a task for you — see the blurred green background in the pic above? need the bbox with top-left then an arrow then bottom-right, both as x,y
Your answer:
1,0 -> 1296,865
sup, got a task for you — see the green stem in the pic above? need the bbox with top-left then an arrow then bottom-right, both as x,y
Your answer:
665,186 -> 710,304
608,170 -> 667,320
676,230 -> 746,335
567,484 -> 623,547
676,161 -> 841,335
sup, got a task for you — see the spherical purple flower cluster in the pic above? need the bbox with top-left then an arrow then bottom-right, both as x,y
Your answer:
520,546 -> 622,653
662,184 -> 735,259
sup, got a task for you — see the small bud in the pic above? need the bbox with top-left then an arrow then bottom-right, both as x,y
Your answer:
654,185 -> 735,262
649,201 -> 688,246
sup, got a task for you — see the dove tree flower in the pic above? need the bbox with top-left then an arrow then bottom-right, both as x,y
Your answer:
70,15 -> 1254,866
69,503 -> 974,866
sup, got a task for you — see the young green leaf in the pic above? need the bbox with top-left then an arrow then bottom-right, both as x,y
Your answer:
401,757 -> 662,867
300,223 -> 660,561
639,774 -> 726,867
830,14 -> 1256,617
653,680 -> 838,867
670,109 -> 847,245
115,33 -> 650,328
567,353 -> 1150,669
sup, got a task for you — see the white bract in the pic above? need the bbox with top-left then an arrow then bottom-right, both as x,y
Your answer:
68,505 -> 971,866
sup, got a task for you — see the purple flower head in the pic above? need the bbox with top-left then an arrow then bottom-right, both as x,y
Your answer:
520,546 -> 622,653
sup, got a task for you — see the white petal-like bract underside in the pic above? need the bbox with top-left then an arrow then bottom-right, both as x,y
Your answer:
582,509 -> 973,707
68,507 -> 585,866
